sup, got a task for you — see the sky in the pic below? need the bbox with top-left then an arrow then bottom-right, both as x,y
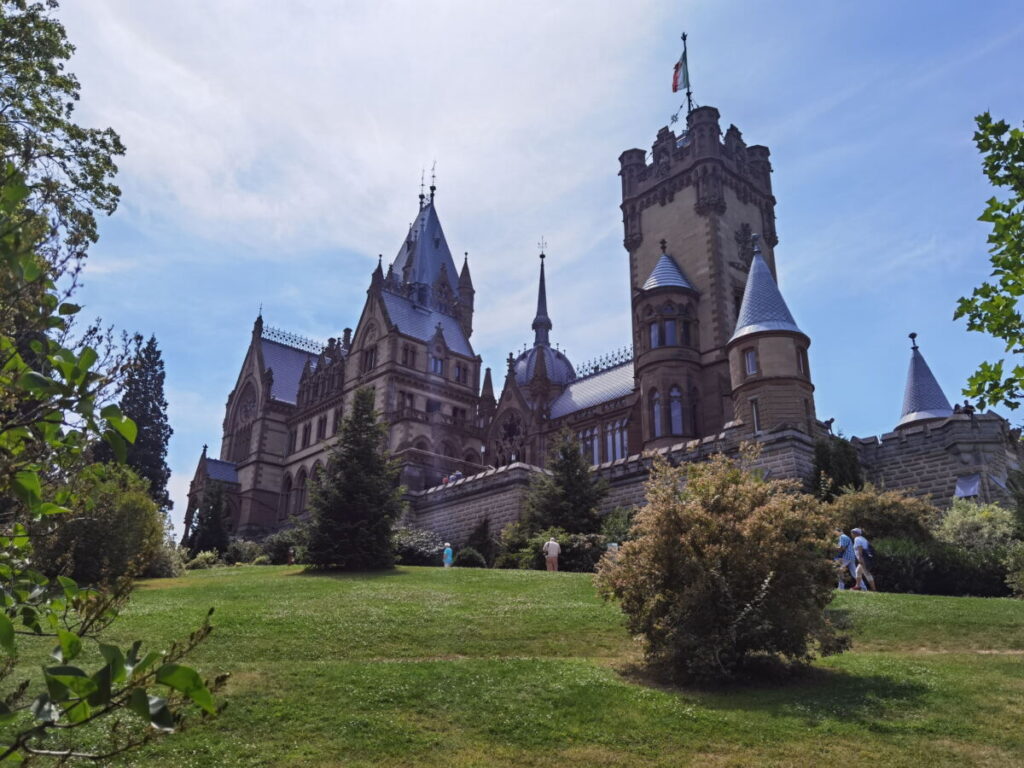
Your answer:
55,0 -> 1024,535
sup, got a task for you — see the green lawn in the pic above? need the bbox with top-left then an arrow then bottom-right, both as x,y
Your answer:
41,566 -> 1024,767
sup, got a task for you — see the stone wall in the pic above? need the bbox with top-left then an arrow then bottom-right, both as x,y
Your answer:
852,412 -> 1021,509
407,427 -> 817,544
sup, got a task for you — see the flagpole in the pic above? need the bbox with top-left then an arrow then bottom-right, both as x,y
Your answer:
682,32 -> 693,115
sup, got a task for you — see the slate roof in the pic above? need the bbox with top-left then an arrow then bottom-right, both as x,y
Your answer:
513,345 -> 576,387
549,361 -> 634,419
898,345 -> 953,427
205,458 -> 238,483
390,201 -> 460,296
260,339 -> 318,405
730,251 -> 802,341
381,291 -> 473,356
642,253 -> 697,291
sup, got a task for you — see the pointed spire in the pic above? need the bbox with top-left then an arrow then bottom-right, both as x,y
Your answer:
481,367 -> 495,400
730,234 -> 802,342
201,443 -> 208,458
459,252 -> 474,290
252,312 -> 264,338
532,247 -> 552,347
898,333 -> 953,427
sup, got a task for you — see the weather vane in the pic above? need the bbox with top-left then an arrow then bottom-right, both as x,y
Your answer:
538,236 -> 547,257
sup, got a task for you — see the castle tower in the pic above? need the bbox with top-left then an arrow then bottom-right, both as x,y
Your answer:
897,333 -> 953,428
727,236 -> 816,436
634,239 -> 703,448
620,106 -> 779,434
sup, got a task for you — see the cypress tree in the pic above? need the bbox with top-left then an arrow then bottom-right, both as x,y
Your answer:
95,335 -> 173,510
306,388 -> 403,570
524,428 -> 608,534
188,483 -> 229,558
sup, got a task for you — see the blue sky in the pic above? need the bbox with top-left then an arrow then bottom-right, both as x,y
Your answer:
57,0 -> 1024,534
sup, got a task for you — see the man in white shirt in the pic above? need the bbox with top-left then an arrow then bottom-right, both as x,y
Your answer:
852,527 -> 876,591
542,537 -> 561,571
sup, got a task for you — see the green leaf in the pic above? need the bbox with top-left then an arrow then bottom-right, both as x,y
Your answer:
87,663 -> 112,707
127,689 -> 175,731
100,404 -> 137,443
56,629 -> 82,662
0,614 -> 15,655
156,663 -> 216,714
11,471 -> 41,506
99,644 -> 126,684
44,665 -> 97,700
103,429 -> 127,463
57,302 -> 81,315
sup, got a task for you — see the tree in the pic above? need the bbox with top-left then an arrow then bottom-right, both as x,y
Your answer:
0,166 -> 218,760
596,449 -> 847,683
523,428 -> 608,534
35,463 -> 165,584
94,335 -> 173,510
954,112 -> 1024,409
809,435 -> 863,501
1,0 -> 125,278
306,388 -> 403,570
187,483 -> 229,559
465,515 -> 498,566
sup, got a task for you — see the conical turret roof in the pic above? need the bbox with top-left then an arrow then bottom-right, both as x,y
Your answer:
730,241 -> 802,342
390,200 -> 460,297
898,336 -> 953,427
642,252 -> 696,291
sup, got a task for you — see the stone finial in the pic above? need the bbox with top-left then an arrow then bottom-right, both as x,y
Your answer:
909,332 -> 918,350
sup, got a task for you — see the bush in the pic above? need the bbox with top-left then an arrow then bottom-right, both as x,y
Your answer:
465,517 -> 499,566
262,527 -> 307,565
600,507 -> 635,544
873,536 -> 1009,597
934,499 -> 1016,552
225,538 -> 265,565
252,555 -> 271,566
494,524 -> 610,573
830,485 -> 938,542
392,527 -> 445,566
143,540 -> 186,579
810,436 -> 863,501
597,451 -> 847,684
36,464 -> 166,584
185,550 -> 221,570
453,547 -> 487,568
1005,541 -> 1024,597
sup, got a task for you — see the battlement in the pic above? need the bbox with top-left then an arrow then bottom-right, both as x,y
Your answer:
851,412 -> 1021,508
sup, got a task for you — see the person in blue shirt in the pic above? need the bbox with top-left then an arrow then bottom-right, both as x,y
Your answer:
442,543 -> 453,568
835,529 -> 857,590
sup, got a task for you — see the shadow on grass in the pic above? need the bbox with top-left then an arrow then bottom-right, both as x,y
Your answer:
619,661 -> 929,728
289,566 -> 411,581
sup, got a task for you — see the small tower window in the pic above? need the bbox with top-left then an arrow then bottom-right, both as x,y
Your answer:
681,319 -> 693,347
744,348 -> 758,377
750,398 -> 762,433
664,320 -> 677,346
651,390 -> 663,438
649,322 -> 661,349
797,347 -> 810,377
669,386 -> 684,435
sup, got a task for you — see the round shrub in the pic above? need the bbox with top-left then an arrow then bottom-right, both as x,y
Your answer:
392,527 -> 445,566
830,485 -> 938,542
185,550 -> 220,570
934,499 -> 1016,552
262,527 -> 307,565
452,547 -> 486,568
597,452 -> 847,683
225,538 -> 265,565
1005,541 -> 1024,597
143,541 -> 186,579
873,536 -> 1010,597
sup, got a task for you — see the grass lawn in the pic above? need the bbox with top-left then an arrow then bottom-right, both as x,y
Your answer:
32,566 -> 1024,767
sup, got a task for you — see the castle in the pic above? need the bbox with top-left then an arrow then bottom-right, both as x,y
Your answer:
183,104 -> 1023,543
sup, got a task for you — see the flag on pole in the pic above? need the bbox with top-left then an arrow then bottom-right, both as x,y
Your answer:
672,48 -> 689,93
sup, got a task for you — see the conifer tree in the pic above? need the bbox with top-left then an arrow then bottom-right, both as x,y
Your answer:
524,428 -> 608,534
187,483 -> 229,558
95,335 -> 173,510
306,388 -> 403,570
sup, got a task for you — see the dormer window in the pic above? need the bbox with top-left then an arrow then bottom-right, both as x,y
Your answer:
430,355 -> 444,375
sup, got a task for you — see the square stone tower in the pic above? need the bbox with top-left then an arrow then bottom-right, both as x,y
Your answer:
619,106 -> 780,438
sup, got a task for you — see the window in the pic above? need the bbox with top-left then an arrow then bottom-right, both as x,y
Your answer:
430,355 -> 444,375
316,416 -> 327,441
744,348 -> 758,377
361,346 -> 377,373
605,419 -> 627,461
577,427 -> 599,465
280,475 -> 292,520
664,320 -> 677,346
649,323 -> 661,349
426,399 -> 442,414
332,409 -> 341,434
399,390 -> 415,410
287,429 -> 297,454
301,423 -> 311,448
797,347 -> 810,377
750,399 -> 762,433
669,386 -> 684,435
452,407 -> 467,423
681,318 -> 693,347
651,390 -> 663,438
804,398 -> 813,434
454,362 -> 468,384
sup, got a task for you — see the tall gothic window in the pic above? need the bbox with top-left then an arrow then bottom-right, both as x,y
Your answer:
605,419 -> 627,461
279,474 -> 292,520
578,428 -> 599,465
650,390 -> 662,438
669,386 -> 684,435
664,320 -> 677,346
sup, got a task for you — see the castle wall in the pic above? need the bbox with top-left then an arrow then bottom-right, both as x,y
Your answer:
852,412 -> 1021,509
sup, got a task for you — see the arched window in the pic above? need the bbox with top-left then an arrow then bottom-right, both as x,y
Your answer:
669,386 -> 684,435
605,419 -> 628,461
650,390 -> 663,438
294,469 -> 308,516
280,474 -> 292,520
414,438 -> 432,453
663,320 -> 677,346
441,441 -> 457,458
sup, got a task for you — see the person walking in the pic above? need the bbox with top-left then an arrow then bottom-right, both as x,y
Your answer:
542,536 -> 561,572
835,529 -> 857,590
442,543 -> 453,569
851,528 -> 876,591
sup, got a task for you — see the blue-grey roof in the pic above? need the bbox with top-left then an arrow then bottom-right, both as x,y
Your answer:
642,253 -> 696,291
261,339 -> 319,405
549,361 -> 634,418
514,345 -> 576,388
390,202 -> 460,296
898,346 -> 953,427
205,458 -> 238,483
730,252 -> 802,341
381,291 -> 473,356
